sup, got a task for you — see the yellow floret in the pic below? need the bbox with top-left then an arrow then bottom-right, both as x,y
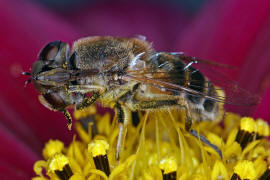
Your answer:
233,160 -> 256,180
240,117 -> 256,133
256,118 -> 270,137
88,140 -> 109,157
42,140 -> 64,160
159,156 -> 177,174
48,153 -> 69,172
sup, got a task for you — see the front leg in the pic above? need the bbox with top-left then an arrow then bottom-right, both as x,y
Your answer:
67,85 -> 105,110
76,92 -> 100,110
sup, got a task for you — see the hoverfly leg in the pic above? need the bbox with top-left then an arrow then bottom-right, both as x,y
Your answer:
76,92 -> 100,110
68,85 -> 105,94
189,129 -> 223,159
115,102 -> 131,161
63,110 -> 72,130
178,101 -> 223,158
131,111 -> 140,127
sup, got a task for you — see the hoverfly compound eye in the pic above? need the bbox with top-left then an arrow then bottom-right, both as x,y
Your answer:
38,41 -> 70,67
39,41 -> 61,61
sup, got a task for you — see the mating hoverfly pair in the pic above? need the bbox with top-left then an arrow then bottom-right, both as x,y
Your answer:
23,36 -> 258,159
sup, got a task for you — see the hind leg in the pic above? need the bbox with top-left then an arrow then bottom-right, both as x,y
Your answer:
114,102 -> 131,160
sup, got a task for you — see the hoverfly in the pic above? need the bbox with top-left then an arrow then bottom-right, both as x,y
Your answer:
23,36 -> 259,159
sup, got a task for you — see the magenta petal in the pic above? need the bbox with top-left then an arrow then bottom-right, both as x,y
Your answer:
175,0 -> 270,119
0,0 -> 83,151
236,15 -> 270,95
60,1 -> 188,50
253,84 -> 270,122
0,123 -> 39,178
0,160 -> 30,180
176,0 -> 270,79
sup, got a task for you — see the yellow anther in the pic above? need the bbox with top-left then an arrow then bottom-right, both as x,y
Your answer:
48,153 -> 69,172
240,117 -> 256,133
159,157 -> 177,174
256,118 -> 270,137
74,106 -> 96,119
233,160 -> 256,180
42,140 -> 64,160
88,140 -> 109,157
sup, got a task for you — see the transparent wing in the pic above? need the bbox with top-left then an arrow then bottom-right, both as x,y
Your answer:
124,54 -> 260,106
179,54 -> 260,106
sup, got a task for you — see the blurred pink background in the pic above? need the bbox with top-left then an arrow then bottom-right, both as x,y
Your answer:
0,0 -> 270,179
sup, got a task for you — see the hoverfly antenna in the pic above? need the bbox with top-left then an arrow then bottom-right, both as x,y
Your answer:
24,78 -> 32,87
22,71 -> 32,76
22,71 -> 32,87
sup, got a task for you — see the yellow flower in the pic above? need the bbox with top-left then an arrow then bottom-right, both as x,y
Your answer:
33,106 -> 270,180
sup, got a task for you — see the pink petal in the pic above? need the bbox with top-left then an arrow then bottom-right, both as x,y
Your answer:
0,123 -> 39,178
175,0 -> 270,119
0,0 -> 81,151
176,0 -> 270,79
59,1 -> 188,50
253,84 -> 270,121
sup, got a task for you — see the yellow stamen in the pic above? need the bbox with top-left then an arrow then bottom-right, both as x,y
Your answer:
233,160 -> 256,180
42,140 -> 64,160
88,140 -> 110,176
47,153 -> 73,180
159,156 -> 177,175
256,119 -> 270,138
88,140 -> 109,157
240,117 -> 256,133
235,117 -> 258,149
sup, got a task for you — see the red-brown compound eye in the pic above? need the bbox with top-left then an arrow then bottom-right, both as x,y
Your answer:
42,93 -> 67,111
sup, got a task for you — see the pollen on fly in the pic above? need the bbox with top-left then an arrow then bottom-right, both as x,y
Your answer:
23,36 -> 259,160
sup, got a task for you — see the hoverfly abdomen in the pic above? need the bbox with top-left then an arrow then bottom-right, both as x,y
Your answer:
151,52 -> 222,122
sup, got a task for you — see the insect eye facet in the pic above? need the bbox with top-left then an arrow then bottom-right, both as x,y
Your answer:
39,41 -> 62,61
38,41 -> 70,67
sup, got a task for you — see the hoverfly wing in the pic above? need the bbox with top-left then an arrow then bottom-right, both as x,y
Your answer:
123,74 -> 226,103
181,56 -> 260,106
124,53 -> 259,106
